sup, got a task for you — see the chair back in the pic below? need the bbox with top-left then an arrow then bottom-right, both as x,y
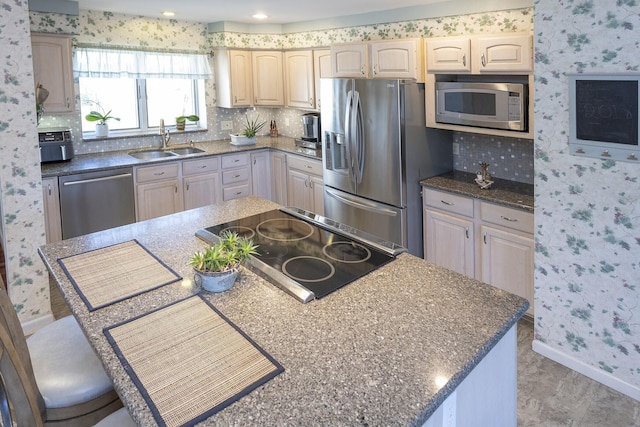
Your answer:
0,277 -> 45,425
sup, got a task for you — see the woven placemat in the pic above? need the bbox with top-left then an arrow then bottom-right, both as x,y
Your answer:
58,240 -> 182,311
104,295 -> 284,427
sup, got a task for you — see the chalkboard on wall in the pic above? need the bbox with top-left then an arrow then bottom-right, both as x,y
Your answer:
569,74 -> 640,163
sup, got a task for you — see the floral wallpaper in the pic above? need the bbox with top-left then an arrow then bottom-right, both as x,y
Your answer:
0,1 -> 50,325
534,0 -> 640,395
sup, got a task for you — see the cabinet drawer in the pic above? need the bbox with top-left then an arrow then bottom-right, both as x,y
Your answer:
135,162 -> 179,183
287,154 -> 322,176
183,157 -> 219,176
222,167 -> 250,185
221,153 -> 249,169
423,188 -> 474,218
223,184 -> 251,201
480,201 -> 533,234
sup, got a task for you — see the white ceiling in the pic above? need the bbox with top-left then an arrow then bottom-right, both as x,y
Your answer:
76,0 -> 449,24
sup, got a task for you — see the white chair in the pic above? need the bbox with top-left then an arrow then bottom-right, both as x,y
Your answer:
0,277 -> 122,426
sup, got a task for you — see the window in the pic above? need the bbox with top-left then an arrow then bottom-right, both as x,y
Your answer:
74,47 -> 211,135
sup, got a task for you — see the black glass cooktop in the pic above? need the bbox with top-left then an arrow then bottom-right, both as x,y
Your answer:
195,208 -> 399,302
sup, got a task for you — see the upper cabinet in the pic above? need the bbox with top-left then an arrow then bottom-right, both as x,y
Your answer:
213,49 -> 284,108
252,51 -> 284,106
31,33 -> 75,113
331,39 -> 423,81
425,33 -> 532,74
284,50 -> 315,109
313,49 -> 331,110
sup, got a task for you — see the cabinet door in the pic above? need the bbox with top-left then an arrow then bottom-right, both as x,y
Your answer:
424,208 -> 474,277
271,152 -> 288,205
136,180 -> 182,221
309,174 -> 325,216
480,225 -> 534,314
425,37 -> 471,72
287,168 -> 311,211
42,177 -> 62,243
284,51 -> 315,109
184,173 -> 219,210
31,33 -> 74,112
313,49 -> 331,110
229,50 -> 254,106
371,39 -> 421,80
251,150 -> 272,200
331,43 -> 369,78
472,34 -> 532,73
252,51 -> 284,106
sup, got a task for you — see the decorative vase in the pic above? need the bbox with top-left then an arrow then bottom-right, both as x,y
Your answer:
194,268 -> 239,293
95,123 -> 109,137
230,134 -> 256,146
176,121 -> 186,131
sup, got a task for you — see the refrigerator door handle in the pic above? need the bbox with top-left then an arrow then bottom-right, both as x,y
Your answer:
344,88 -> 355,183
353,90 -> 365,184
325,187 -> 398,217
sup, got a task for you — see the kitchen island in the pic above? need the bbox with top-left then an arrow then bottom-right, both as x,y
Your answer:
38,197 -> 528,426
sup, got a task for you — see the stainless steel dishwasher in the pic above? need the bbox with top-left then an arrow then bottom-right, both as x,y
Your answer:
59,168 -> 136,239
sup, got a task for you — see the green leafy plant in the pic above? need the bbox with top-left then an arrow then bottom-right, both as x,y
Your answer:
189,231 -> 258,273
239,115 -> 266,138
84,101 -> 120,125
175,114 -> 199,124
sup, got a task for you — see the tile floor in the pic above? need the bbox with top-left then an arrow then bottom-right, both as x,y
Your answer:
517,319 -> 640,426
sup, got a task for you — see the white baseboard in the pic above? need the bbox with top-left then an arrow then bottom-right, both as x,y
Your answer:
21,313 -> 54,336
533,340 -> 640,401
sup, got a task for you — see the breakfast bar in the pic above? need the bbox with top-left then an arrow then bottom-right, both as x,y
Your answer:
38,196 -> 528,426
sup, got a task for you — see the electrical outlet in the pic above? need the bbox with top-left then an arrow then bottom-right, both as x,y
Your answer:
452,142 -> 460,155
221,121 -> 232,130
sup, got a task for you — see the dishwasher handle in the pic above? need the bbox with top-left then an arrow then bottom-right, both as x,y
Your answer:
62,173 -> 133,186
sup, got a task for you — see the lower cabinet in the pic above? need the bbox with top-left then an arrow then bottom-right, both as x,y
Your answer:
250,150 -> 272,200
135,162 -> 182,221
270,151 -> 288,205
221,153 -> 252,201
286,154 -> 324,215
183,157 -> 220,210
42,177 -> 63,243
423,187 -> 534,315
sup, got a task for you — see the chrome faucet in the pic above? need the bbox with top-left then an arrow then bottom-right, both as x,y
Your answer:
159,119 -> 171,149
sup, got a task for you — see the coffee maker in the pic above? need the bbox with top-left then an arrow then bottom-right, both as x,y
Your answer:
296,113 -> 321,149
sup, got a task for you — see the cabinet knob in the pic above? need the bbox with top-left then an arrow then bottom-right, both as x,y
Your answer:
601,150 -> 611,157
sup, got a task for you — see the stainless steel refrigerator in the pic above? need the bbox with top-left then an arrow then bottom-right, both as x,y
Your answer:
321,79 -> 452,257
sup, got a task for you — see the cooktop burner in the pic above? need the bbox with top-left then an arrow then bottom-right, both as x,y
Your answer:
195,207 -> 405,303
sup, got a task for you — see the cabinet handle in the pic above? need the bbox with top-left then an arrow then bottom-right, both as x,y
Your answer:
483,232 -> 487,244
317,98 -> 321,108
305,164 -> 312,169
153,171 -> 165,176
198,165 -> 208,169
234,174 -> 241,178
309,180 -> 314,189
235,191 -> 242,195
481,53 -> 486,67
174,185 -> 178,193
601,150 -> 611,157
440,200 -> 453,206
186,183 -> 190,191
465,227 -> 469,239
361,65 -> 365,75
462,54 -> 466,67
309,97 -> 314,107
234,159 -> 240,163
234,96 -> 238,104
373,64 -> 378,75
500,215 -> 518,223
66,97 -> 71,109
304,178 -> 308,188
253,159 -> 256,165
47,183 -> 52,196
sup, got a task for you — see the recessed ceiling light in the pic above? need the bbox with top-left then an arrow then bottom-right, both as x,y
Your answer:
161,11 -> 175,17
252,13 -> 268,20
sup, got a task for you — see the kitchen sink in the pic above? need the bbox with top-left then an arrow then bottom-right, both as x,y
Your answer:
129,149 -> 178,160
169,146 -> 205,155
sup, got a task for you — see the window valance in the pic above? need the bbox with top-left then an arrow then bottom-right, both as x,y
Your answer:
74,47 -> 212,79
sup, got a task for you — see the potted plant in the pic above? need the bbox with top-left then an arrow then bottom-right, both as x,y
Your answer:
85,105 -> 120,137
189,231 -> 258,292
230,115 -> 266,146
175,114 -> 199,131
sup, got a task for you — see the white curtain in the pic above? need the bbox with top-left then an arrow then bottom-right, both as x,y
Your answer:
74,47 -> 212,79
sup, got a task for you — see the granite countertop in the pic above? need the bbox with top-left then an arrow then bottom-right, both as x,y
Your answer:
421,170 -> 534,212
41,136 -> 321,178
38,197 -> 528,426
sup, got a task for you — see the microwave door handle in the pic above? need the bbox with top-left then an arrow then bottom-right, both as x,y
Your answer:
353,91 -> 365,184
344,89 -> 355,183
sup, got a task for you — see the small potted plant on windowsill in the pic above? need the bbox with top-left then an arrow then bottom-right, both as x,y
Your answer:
189,231 -> 258,293
175,114 -> 199,131
85,107 -> 120,137
230,115 -> 266,146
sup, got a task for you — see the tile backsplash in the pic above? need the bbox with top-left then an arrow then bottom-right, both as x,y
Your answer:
453,131 -> 533,184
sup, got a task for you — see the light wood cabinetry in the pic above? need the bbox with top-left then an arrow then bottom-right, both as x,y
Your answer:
250,150 -> 271,200
213,49 -> 253,108
182,157 -> 220,210
331,39 -> 423,81
270,151 -> 288,206
31,33 -> 74,113
42,177 -> 62,243
423,187 -> 533,315
313,49 -> 331,110
135,162 -> 182,221
221,153 -> 252,201
252,51 -> 284,106
284,51 -> 315,109
425,33 -> 532,73
286,154 -> 324,215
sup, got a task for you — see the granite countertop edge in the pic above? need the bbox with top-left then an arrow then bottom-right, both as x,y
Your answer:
421,171 -> 534,212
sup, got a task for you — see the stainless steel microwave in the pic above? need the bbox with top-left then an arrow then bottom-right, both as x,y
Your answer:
435,81 -> 527,132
